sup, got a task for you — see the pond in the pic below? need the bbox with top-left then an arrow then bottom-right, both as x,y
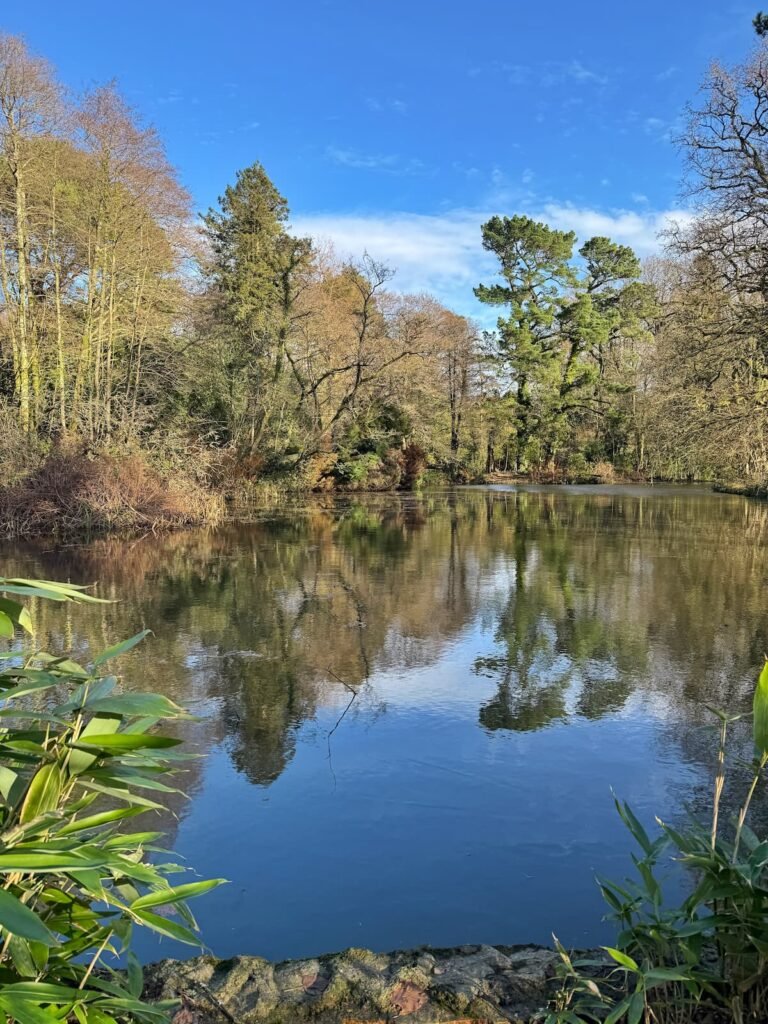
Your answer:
2,485 -> 766,963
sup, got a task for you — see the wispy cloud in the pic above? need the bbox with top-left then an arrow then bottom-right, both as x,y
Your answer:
325,147 -> 399,170
156,89 -> 184,105
566,60 -> 608,85
292,203 -> 693,317
366,96 -> 408,115
644,115 -> 680,142
656,65 -> 678,81
325,146 -> 426,174
470,59 -> 610,88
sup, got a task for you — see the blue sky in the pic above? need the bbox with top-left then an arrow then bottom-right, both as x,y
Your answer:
6,0 -> 760,314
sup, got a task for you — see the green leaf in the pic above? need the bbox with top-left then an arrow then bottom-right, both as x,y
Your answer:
85,692 -> 186,719
68,714 -> 121,776
644,967 -> 692,986
131,878 -> 226,911
71,733 -> 181,752
603,947 -> 639,971
59,806 -> 146,836
78,780 -> 164,810
0,578 -> 105,603
0,611 -> 14,639
0,890 -> 58,945
614,797 -> 653,856
0,994 -> 62,1024
0,765 -> 26,809
754,659 -> 768,754
131,908 -> 200,944
2,673 -> 74,702
20,763 -> 63,823
92,630 -> 150,667
627,990 -> 644,1024
7,935 -> 41,978
126,951 -> 143,999
604,997 -> 632,1024
0,982 -> 93,1001
0,852 -> 108,871
0,598 -> 33,635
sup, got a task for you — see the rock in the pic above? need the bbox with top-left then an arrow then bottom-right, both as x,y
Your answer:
144,942 -> 589,1023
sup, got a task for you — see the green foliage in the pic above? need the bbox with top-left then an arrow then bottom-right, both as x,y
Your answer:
547,664 -> 768,1024
335,451 -> 384,485
475,218 -> 655,475
0,577 -> 225,1023
202,163 -> 310,340
200,162 -> 312,455
755,11 -> 768,35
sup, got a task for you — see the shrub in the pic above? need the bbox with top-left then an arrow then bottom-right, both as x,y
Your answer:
401,443 -> 427,490
0,453 -> 224,537
0,577 -> 224,1023
333,452 -> 385,488
547,663 -> 768,1024
591,461 -> 617,484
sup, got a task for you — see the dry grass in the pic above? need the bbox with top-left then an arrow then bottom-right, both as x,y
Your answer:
0,452 -> 224,537
590,460 -> 617,484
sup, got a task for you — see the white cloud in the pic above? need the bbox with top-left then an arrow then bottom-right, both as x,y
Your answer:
366,97 -> 408,115
567,60 -> 608,86
325,147 -> 399,170
291,203 -> 693,319
644,116 -> 680,142
325,146 -> 425,174
471,59 -> 609,88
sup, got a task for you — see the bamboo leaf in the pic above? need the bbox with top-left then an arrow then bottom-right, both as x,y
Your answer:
92,631 -> 150,667
67,714 -> 121,776
125,951 -> 143,999
0,766 -> 26,809
0,599 -> 32,635
84,692 -> 186,718
755,658 -> 768,754
0,994 -> 62,1024
0,852 -> 108,871
130,907 -> 200,944
0,890 -> 58,945
58,806 -> 145,836
603,946 -> 639,971
604,997 -> 632,1024
627,990 -> 644,1024
20,763 -> 63,823
131,878 -> 227,911
71,733 -> 181,752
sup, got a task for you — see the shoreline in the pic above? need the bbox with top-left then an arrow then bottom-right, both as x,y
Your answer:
3,473 -> 764,543
143,942 -> 587,1023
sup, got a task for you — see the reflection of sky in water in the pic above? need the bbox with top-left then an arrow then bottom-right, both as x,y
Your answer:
0,486 -> 765,962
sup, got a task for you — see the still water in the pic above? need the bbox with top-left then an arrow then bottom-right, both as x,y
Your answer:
2,485 -> 766,962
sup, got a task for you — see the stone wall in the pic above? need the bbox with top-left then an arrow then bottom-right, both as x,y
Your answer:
144,943 -> 573,1023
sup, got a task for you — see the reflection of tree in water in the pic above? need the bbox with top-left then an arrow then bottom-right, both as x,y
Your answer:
473,489 -> 767,734
1,487 -> 768,808
474,494 -> 642,732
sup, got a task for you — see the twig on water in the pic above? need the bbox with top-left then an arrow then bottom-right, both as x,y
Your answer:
326,668 -> 359,787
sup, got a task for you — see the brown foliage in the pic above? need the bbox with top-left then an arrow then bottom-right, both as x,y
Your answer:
401,442 -> 427,490
0,452 -> 223,536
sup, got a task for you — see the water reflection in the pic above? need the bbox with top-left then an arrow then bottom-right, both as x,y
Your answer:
1,486 -> 766,959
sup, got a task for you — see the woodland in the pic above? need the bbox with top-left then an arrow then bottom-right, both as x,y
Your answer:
1,30 -> 768,530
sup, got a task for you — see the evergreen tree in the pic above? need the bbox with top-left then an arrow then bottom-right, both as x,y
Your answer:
201,162 -> 311,453
475,215 -> 576,471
